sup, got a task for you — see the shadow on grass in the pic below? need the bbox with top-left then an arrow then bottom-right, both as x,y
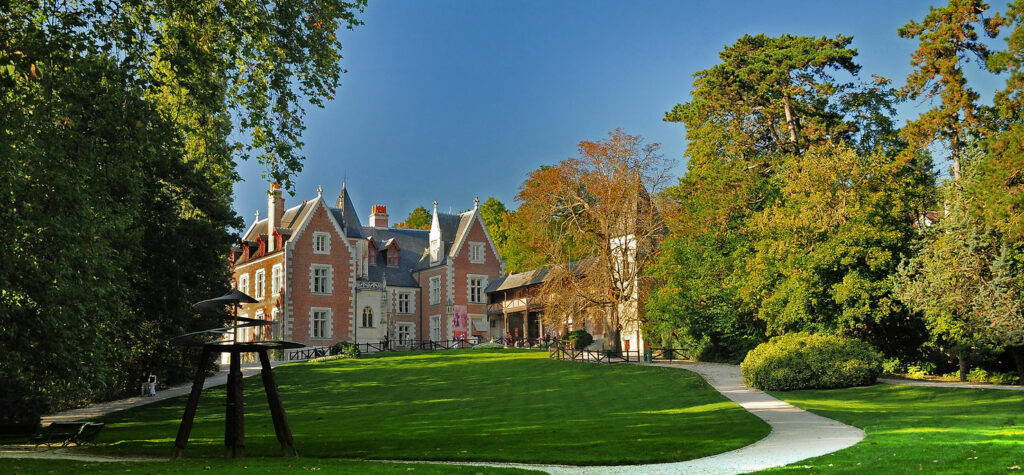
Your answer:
86,351 -> 769,465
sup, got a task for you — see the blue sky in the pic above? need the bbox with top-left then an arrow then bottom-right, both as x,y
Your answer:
231,0 -> 1006,228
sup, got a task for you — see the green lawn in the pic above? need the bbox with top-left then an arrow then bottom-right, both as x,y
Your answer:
766,384 -> 1024,473
80,350 -> 767,465
5,457 -> 540,474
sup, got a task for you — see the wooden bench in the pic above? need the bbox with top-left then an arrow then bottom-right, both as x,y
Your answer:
30,422 -> 105,447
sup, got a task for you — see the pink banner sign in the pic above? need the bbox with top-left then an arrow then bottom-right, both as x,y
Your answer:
453,305 -> 468,339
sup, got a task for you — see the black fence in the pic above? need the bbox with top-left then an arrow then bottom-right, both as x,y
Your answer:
548,346 -> 690,364
287,346 -> 329,361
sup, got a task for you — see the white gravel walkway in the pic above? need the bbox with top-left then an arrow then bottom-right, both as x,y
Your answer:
7,360 -> 867,473
444,361 -> 865,474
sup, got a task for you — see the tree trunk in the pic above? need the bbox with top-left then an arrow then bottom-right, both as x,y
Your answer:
782,95 -> 799,152
959,351 -> 968,382
604,306 -> 622,354
1011,346 -> 1024,385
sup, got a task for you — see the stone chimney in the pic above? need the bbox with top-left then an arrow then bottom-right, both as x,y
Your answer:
267,183 -> 284,251
369,205 -> 389,229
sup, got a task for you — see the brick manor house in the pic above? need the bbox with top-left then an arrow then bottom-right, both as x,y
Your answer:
229,183 -> 505,350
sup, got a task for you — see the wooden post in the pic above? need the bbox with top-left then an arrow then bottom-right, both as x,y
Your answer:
522,313 -> 527,347
502,305 -> 508,348
172,347 -> 211,459
225,349 -> 245,458
258,350 -> 297,457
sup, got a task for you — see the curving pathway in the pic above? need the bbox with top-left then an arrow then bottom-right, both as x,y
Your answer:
3,360 -> 867,474
442,361 -> 865,474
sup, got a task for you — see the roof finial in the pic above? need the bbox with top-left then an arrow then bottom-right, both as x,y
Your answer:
255,210 -> 260,221
474,196 -> 479,209
433,200 -> 438,212
317,185 -> 323,197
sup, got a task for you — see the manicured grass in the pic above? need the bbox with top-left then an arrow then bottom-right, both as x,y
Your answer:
766,384 -> 1024,473
83,350 -> 768,465
5,457 -> 540,474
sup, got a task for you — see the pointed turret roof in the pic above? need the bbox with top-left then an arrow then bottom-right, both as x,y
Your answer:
333,183 -> 365,239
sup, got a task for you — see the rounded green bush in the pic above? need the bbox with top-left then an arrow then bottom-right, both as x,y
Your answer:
564,329 -> 594,349
740,333 -> 883,391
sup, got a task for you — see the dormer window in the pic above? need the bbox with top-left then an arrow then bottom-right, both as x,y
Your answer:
367,238 -> 377,265
387,248 -> 399,267
430,238 -> 441,263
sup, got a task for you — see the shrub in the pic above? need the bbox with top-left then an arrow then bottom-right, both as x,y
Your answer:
0,378 -> 47,434
990,372 -> 1020,385
741,333 -> 883,391
473,342 -> 504,350
564,329 -> 594,350
967,368 -> 989,383
907,362 -> 937,378
328,341 -> 361,358
882,357 -> 905,374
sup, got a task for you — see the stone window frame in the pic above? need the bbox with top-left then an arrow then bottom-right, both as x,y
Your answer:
238,274 -> 250,296
429,276 -> 441,305
310,307 -> 332,339
397,291 -> 412,314
310,264 -> 333,295
361,306 -> 374,328
313,231 -> 331,254
467,274 -> 487,304
254,270 -> 266,300
271,264 -> 283,297
468,242 -> 485,264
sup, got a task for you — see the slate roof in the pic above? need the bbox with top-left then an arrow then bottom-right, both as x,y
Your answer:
415,210 -> 477,269
241,186 -> 365,245
362,226 -> 430,288
334,184 -> 365,239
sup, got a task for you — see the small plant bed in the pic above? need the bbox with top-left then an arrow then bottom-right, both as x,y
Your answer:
81,350 -> 767,465
764,384 -> 1024,473
2,457 -> 542,474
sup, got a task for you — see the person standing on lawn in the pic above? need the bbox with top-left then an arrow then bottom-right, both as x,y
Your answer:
148,372 -> 157,396
139,372 -> 148,397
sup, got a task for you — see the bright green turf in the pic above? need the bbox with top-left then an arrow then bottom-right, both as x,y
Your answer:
5,457 -> 540,474
80,350 -> 767,465
765,384 -> 1024,473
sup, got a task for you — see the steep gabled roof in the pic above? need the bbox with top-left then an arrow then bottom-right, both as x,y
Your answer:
448,211 -> 476,258
334,183 -> 365,239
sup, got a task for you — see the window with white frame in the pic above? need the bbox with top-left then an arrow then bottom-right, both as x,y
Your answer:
310,264 -> 332,294
311,308 -> 331,339
271,264 -> 283,296
254,310 -> 265,339
468,275 -> 486,304
429,276 -> 441,305
313,232 -> 330,254
398,292 -> 411,314
398,323 -> 411,345
238,274 -> 249,296
271,308 -> 280,339
430,315 -> 441,341
469,242 -> 485,263
361,306 -> 374,328
254,270 -> 266,300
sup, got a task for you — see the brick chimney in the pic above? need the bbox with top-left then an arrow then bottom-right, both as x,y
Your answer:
267,183 -> 284,251
369,205 -> 389,229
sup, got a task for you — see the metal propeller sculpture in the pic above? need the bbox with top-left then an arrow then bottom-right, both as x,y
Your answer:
170,289 -> 303,459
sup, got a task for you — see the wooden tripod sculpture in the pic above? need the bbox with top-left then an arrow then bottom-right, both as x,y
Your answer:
171,290 -> 303,459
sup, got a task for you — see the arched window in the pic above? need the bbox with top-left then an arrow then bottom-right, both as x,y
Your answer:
362,306 -> 374,328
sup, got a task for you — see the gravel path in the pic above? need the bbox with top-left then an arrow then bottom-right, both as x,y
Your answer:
436,361 -> 865,474
41,361 -> 285,423
5,360 -> 867,473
